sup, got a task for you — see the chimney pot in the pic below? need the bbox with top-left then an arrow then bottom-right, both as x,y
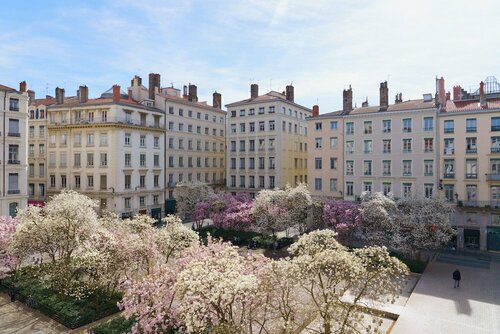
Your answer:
112,85 -> 121,102
379,81 -> 389,111
55,87 -> 65,104
213,91 -> 222,109
436,77 -> 446,111
128,88 -> 133,101
343,86 -> 353,113
250,84 -> 259,99
148,73 -> 160,100
285,85 -> 294,102
19,81 -> 27,93
188,84 -> 198,102
453,85 -> 462,101
480,81 -> 487,108
78,85 -> 88,103
312,105 -> 319,117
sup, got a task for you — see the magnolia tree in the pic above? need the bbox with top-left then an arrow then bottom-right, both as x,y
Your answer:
0,216 -> 19,277
173,181 -> 213,222
359,192 -> 399,247
253,183 -> 312,236
323,199 -> 362,245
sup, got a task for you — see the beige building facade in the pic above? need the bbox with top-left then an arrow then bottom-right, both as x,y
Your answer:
47,85 -> 165,220
226,84 -> 311,197
0,82 -> 29,216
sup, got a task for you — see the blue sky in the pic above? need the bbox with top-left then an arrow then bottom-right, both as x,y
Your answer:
1,0 -> 500,111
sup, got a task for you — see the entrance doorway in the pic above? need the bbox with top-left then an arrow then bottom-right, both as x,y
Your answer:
487,227 -> 500,251
464,229 -> 480,249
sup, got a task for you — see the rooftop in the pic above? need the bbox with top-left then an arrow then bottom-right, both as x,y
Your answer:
0,84 -> 17,92
225,90 -> 311,111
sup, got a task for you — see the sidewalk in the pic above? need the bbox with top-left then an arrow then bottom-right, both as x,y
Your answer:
391,254 -> 500,334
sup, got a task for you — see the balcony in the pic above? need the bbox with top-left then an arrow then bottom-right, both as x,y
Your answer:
424,127 -> 434,131
443,148 -> 455,155
466,148 -> 477,154
7,190 -> 20,194
383,149 -> 391,154
492,125 -> 500,131
346,150 -> 354,154
8,132 -> 21,137
8,159 -> 20,164
466,127 -> 477,132
424,172 -> 434,176
465,173 -> 477,179
424,148 -> 434,153
443,173 -> 455,179
382,172 -> 391,176
403,149 -> 412,153
363,150 -> 372,154
346,130 -> 354,135
49,116 -> 163,128
444,128 -> 454,134
486,173 -> 500,181
402,172 -> 412,177
491,147 -> 500,153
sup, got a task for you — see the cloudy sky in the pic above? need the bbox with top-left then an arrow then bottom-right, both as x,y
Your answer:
1,0 -> 499,112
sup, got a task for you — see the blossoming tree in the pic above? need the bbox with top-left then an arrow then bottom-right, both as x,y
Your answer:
323,199 -> 362,245
173,181 -> 213,222
0,216 -> 19,277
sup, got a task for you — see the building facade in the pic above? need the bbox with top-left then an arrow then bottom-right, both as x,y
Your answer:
0,82 -> 29,216
307,106 -> 344,198
438,76 -> 500,251
128,74 -> 226,212
46,85 -> 165,220
226,84 -> 311,197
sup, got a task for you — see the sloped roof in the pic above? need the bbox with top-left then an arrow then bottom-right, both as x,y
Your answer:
226,90 -> 311,111
0,84 -> 17,92
444,98 -> 500,112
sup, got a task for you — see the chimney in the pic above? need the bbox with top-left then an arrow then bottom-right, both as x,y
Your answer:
112,84 -> 121,102
250,84 -> 258,99
285,84 -> 294,102
128,88 -> 133,101
131,75 -> 142,87
27,90 -> 35,105
188,84 -> 198,102
395,92 -> 402,104
55,87 -> 65,104
446,91 -> 451,101
362,97 -> 369,107
148,73 -> 161,100
436,77 -> 446,110
453,85 -> 462,101
312,105 -> 319,117
379,81 -> 388,111
183,85 -> 188,99
213,91 -> 222,109
78,85 -> 88,103
480,81 -> 487,108
343,85 -> 353,113
19,81 -> 27,93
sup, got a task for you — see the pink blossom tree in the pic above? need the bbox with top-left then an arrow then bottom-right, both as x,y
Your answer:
323,199 -> 362,245
0,216 -> 19,278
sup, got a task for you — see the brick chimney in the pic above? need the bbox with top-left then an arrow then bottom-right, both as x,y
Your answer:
343,85 -> 353,113
131,75 -> 142,87
112,85 -> 121,102
19,81 -> 27,93
250,84 -> 258,99
127,88 -> 133,101
480,81 -> 487,108
395,92 -> 402,104
148,73 -> 161,100
453,85 -> 462,101
379,81 -> 388,111
436,77 -> 446,110
55,87 -> 65,104
446,91 -> 451,100
188,84 -> 198,102
27,90 -> 35,105
285,84 -> 294,102
183,85 -> 188,99
213,91 -> 222,109
77,85 -> 88,103
312,105 -> 319,117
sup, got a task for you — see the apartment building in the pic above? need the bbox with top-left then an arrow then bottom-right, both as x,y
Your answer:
46,85 -> 165,220
128,74 -> 226,212
307,105 -> 344,198
0,82 -> 29,216
342,82 -> 439,200
28,93 -> 54,205
438,76 -> 500,251
226,84 -> 311,197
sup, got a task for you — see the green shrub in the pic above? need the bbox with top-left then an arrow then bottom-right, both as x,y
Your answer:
389,252 -> 427,273
91,316 -> 136,334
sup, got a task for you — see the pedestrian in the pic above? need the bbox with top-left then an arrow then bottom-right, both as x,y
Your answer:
453,269 -> 461,288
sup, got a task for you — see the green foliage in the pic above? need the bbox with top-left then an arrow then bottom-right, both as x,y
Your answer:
91,316 -> 136,334
196,226 -> 294,249
389,252 -> 426,273
0,271 -> 121,329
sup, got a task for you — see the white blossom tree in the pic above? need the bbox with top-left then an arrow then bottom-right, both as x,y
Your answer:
173,181 -> 213,221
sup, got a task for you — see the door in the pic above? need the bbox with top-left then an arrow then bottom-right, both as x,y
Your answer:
151,208 -> 162,226
487,227 -> 500,252
464,229 -> 480,249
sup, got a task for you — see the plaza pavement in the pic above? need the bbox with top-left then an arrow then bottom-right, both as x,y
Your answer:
391,253 -> 500,334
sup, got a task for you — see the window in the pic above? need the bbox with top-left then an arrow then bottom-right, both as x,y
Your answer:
402,118 -> 412,133
139,196 -> 145,206
239,109 -> 245,116
75,175 -> 81,189
315,138 -> 323,149
259,157 -> 265,169
125,153 -> 131,167
330,121 -> 338,130
346,160 -> 354,175
346,122 -> 354,135
315,178 -> 322,191
29,144 -> 34,157
383,139 -> 391,153
240,158 -> 246,169
259,176 -> 265,188
240,123 -> 246,132
364,121 -> 372,134
100,133 -> 108,146
29,126 -> 35,138
87,133 -> 94,146
230,110 -> 236,117
87,175 -> 94,188
363,160 -> 372,176
8,119 -> 19,136
330,178 -> 337,192
424,184 -> 434,198
466,185 -> 478,204
60,152 -> 67,167
491,117 -> 500,131
154,154 -> 160,167
466,159 -> 477,179
315,158 -> 322,169
346,182 -> 354,196
9,98 -> 19,111
140,175 -> 146,188
258,107 -> 265,114
466,137 -> 477,154
29,164 -> 34,177
50,175 -> 56,188
444,159 -> 455,178
249,157 -> 255,169
346,141 -> 354,154
383,183 -> 392,196
240,175 -> 246,187
125,198 -> 131,209
269,106 -> 275,113
403,160 -> 412,176
230,124 -> 236,133
363,182 -> 372,193
383,160 -> 391,176
154,136 -> 159,148
269,120 -> 275,131
249,108 -> 255,115
39,164 -> 45,177
168,122 -> 174,131
100,175 -> 107,190
124,175 -> 131,189
424,117 -> 434,131
424,138 -> 434,152
363,140 -> 373,153
402,183 -> 412,198
466,118 -> 477,132
179,123 -> 184,131
444,120 -> 454,133
424,160 -> 434,176
315,122 -> 322,131
444,138 -> 455,155
140,154 -> 146,166
39,126 -> 45,138
330,137 -> 337,148
330,157 -> 337,169
403,139 -> 412,153
383,120 -> 391,133
259,121 -> 265,131
100,153 -> 107,166
86,153 -> 93,167
491,159 -> 500,175
125,133 -> 131,146
492,186 -> 500,207
444,184 -> 455,202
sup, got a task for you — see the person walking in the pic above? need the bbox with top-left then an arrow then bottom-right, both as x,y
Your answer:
453,269 -> 461,288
